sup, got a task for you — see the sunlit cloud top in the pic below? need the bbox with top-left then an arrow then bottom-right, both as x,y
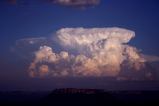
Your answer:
13,27 -> 157,80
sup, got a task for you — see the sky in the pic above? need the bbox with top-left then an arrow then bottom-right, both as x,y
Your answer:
0,0 -> 159,91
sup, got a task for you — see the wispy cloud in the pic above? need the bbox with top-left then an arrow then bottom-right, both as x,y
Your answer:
2,0 -> 100,8
51,0 -> 100,8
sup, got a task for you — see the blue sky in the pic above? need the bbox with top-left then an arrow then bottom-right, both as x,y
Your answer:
0,0 -> 159,90
0,0 -> 159,55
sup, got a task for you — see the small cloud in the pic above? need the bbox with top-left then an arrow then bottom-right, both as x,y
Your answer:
49,0 -> 100,8
2,0 -> 100,9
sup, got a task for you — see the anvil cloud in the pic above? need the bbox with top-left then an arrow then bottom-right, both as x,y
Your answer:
28,27 -> 153,78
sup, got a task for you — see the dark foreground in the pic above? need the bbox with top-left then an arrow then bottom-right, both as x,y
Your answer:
0,89 -> 159,106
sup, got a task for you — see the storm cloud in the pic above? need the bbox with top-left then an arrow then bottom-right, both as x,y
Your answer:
24,27 -> 159,79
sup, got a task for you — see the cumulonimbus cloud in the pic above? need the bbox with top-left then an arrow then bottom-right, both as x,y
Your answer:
26,27 -> 159,79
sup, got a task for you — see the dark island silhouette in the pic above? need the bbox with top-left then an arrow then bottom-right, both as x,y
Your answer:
1,88 -> 159,106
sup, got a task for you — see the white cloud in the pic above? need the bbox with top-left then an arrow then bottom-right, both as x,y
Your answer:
27,27 -> 159,78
